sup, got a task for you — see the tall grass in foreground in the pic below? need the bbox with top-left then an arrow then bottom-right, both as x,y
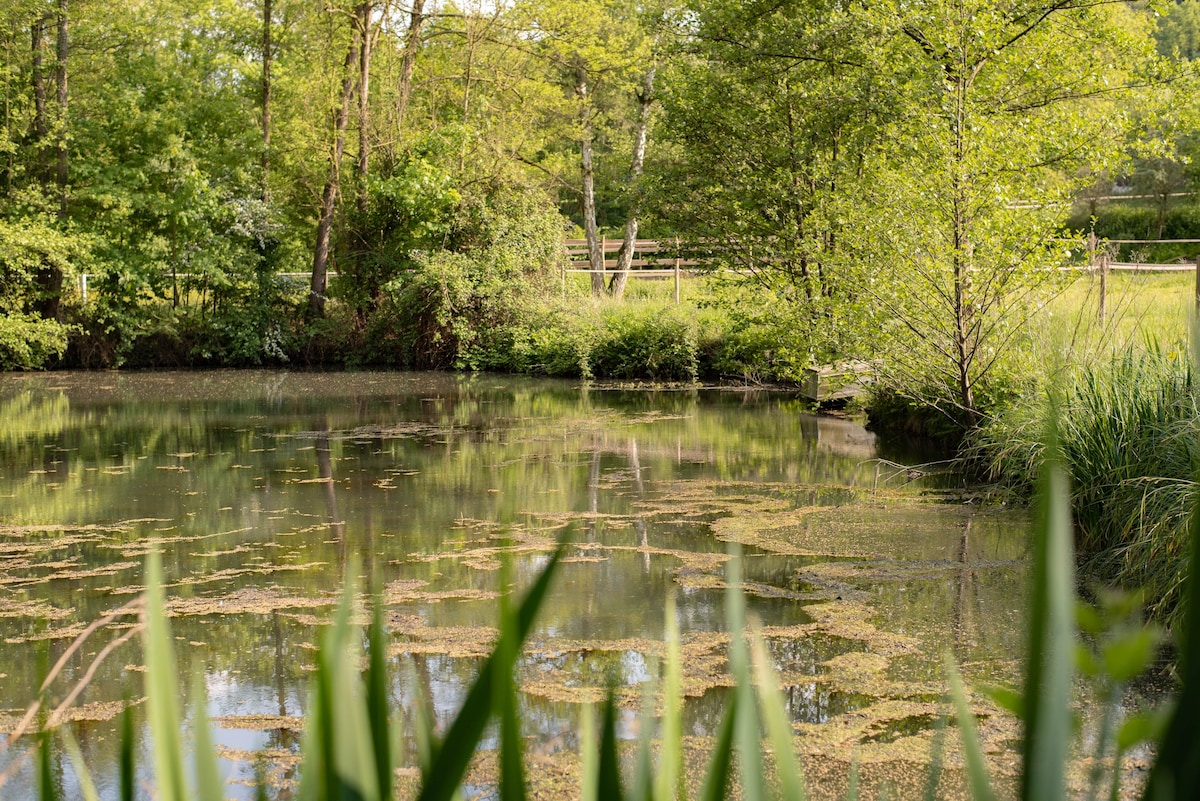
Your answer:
8,447 -> 1200,800
981,346 -> 1198,625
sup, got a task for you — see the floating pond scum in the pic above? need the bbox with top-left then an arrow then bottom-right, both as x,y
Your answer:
0,372 -> 1189,798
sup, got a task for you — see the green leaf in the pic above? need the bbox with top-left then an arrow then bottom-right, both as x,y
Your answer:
495,557 -> 526,801
119,698 -> 134,801
416,539 -> 566,801
143,550 -> 189,801
725,546 -> 764,801
580,703 -> 598,801
946,655 -> 995,801
980,685 -> 1024,718
921,710 -> 947,801
1021,450 -> 1075,801
749,624 -> 807,801
699,693 -> 738,801
58,728 -> 100,801
1118,705 -> 1172,751
596,692 -> 625,801
1102,629 -> 1162,683
191,672 -> 225,801
367,585 -> 394,801
655,595 -> 683,801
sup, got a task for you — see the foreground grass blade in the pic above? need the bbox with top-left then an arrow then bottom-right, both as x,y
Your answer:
58,729 -> 100,801
38,729 -> 56,801
920,706 -> 947,801
946,655 -> 995,801
367,586 -> 393,801
580,703 -> 597,801
1021,444 -> 1075,800
416,540 -> 566,801
144,550 -> 189,801
119,697 -> 134,801
725,547 -> 764,801
749,624 -> 807,801
698,693 -> 738,801
1142,426 -> 1200,798
597,691 -> 625,801
191,672 -> 224,801
495,558 -> 527,801
656,595 -> 683,801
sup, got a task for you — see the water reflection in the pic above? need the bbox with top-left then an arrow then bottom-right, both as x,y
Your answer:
0,371 -> 1028,798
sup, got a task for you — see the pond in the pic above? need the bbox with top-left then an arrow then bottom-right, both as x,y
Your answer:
0,371 -> 1029,799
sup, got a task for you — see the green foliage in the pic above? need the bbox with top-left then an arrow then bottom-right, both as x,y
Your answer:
982,345 -> 1199,625
360,186 -> 563,370
590,304 -> 698,381
0,312 -> 70,371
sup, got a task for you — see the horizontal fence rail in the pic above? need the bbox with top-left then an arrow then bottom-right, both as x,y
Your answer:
66,236 -> 1200,306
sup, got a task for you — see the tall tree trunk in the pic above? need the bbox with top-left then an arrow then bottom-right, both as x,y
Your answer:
31,18 -> 47,174
395,0 -> 426,128
575,58 -> 603,296
309,25 -> 360,318
55,0 -> 67,218
261,0 -> 272,204
356,1 -> 371,215
608,67 -> 655,300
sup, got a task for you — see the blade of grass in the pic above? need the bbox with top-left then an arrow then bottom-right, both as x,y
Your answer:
416,540 -> 566,801
1142,430 -> 1200,798
38,731 -> 56,801
327,570 -> 379,801
143,550 -> 189,801
844,753 -> 859,801
495,556 -> 526,801
725,546 -> 764,801
655,595 -> 682,801
945,655 -> 995,801
597,691 -> 625,801
580,703 -> 597,801
367,582 -> 393,801
698,693 -> 738,801
920,706 -> 947,801
119,696 -> 133,801
58,728 -> 100,801
1021,431 -> 1075,801
190,672 -> 224,801
749,622 -> 807,801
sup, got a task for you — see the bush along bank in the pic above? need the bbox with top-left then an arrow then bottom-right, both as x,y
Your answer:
978,344 -> 1198,626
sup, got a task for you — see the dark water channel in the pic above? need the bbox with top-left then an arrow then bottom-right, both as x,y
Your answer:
0,371 -> 1029,798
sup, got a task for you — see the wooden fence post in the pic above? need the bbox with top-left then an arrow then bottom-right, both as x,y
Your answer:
600,235 -> 607,289
1195,254 -> 1200,312
672,236 -> 681,304
1098,250 -> 1108,324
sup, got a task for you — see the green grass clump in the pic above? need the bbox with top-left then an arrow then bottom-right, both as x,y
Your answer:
982,346 -> 1198,624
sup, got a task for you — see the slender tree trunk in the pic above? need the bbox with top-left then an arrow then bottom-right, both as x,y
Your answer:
309,26 -> 360,318
261,0 -> 272,204
609,67 -> 655,300
356,1 -> 371,215
575,59 -> 603,295
395,0 -> 426,127
31,19 -> 47,172
950,68 -> 977,426
55,0 -> 67,218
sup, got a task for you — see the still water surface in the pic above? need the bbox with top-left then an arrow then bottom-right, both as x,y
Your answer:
0,371 -> 1028,798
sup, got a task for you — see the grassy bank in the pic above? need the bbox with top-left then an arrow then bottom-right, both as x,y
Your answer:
53,272 -> 824,387
974,270 -> 1197,624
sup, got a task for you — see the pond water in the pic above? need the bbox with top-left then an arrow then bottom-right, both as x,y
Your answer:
0,371 -> 1029,799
